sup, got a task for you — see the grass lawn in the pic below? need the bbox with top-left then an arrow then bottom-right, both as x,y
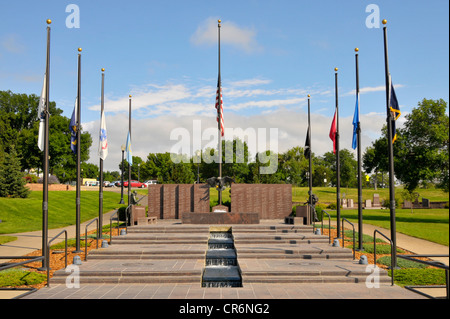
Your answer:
327,208 -> 449,246
0,191 -> 125,234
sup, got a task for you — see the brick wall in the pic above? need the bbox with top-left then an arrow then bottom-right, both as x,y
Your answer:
148,184 -> 210,219
231,184 -> 292,219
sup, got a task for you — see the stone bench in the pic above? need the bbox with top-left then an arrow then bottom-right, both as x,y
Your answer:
137,217 -> 157,225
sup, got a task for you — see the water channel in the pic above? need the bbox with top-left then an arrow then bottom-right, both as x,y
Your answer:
201,227 -> 242,287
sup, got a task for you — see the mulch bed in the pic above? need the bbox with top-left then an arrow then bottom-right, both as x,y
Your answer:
4,228 -> 119,290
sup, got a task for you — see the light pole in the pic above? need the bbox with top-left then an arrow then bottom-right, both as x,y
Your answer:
119,144 -> 125,204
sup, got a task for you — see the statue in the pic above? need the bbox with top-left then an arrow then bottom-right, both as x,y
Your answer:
205,176 -> 235,206
307,191 -> 319,222
206,176 -> 235,191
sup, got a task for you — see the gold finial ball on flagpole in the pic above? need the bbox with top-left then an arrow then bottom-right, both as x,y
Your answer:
307,94 -> 310,98
218,19 -> 221,24
46,19 -> 52,25
382,19 -> 387,25
101,68 -> 105,72
78,48 -> 82,52
129,95 -> 132,98
334,67 -> 338,72
355,48 -> 359,52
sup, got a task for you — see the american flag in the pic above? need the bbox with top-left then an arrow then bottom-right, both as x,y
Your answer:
215,77 -> 224,137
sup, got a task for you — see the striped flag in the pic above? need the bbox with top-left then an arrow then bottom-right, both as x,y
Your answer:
126,131 -> 132,166
37,74 -> 46,151
98,109 -> 108,160
215,76 -> 224,137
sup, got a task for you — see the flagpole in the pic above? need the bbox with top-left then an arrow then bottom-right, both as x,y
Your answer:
217,19 -> 222,206
128,95 -> 132,208
355,48 -> 363,250
307,94 -> 313,223
334,67 -> 341,239
40,19 -> 51,270
382,19 -> 398,268
98,68 -> 105,239
74,48 -> 82,253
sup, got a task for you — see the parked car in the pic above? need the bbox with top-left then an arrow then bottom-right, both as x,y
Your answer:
144,180 -> 158,186
106,181 -> 116,187
122,180 -> 147,188
114,181 -> 122,187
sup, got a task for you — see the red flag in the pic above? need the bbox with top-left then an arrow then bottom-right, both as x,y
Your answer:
329,109 -> 337,154
215,77 -> 224,137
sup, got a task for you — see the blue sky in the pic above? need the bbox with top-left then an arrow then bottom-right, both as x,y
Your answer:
0,0 -> 448,172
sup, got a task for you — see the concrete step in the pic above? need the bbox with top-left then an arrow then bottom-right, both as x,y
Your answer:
236,253 -> 353,260
52,273 -> 202,284
242,275 -> 392,284
88,254 -> 206,260
234,238 -> 330,245
128,226 -> 209,234
51,261 -> 203,284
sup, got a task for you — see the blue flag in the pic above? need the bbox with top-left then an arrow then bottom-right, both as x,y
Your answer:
126,131 -> 132,165
352,94 -> 359,150
69,98 -> 77,154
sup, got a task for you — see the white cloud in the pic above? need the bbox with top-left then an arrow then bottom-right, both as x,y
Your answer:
345,84 -> 405,96
228,97 -> 306,111
89,84 -> 192,113
230,78 -> 272,87
1,34 -> 25,54
191,17 -> 262,54
83,77 -> 390,172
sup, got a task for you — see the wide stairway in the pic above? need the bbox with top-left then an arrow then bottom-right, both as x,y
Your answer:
51,222 -> 391,285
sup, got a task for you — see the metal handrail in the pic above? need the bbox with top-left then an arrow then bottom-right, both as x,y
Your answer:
321,210 -> 331,244
373,229 -> 394,286
341,218 -> 355,260
0,256 -> 44,271
47,229 -> 68,288
84,218 -> 99,261
397,254 -> 449,299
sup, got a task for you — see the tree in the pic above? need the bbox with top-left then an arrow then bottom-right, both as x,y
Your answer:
144,152 -> 195,184
322,149 -> 358,188
0,145 -> 29,198
0,90 -> 92,183
398,99 -> 449,192
363,98 -> 449,192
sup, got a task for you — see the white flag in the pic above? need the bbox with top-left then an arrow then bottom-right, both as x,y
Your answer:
98,109 -> 108,160
37,74 -> 46,151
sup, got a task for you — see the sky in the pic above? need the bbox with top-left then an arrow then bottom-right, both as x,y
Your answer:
0,0 -> 448,173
